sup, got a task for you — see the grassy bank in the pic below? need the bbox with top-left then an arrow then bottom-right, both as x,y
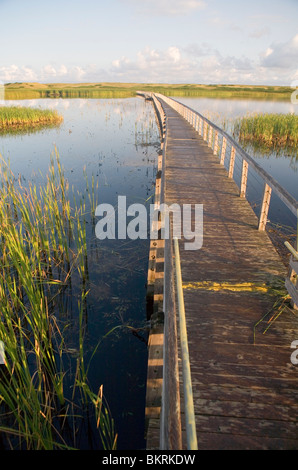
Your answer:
4,82 -> 294,101
233,113 -> 298,152
0,153 -> 116,450
0,106 -> 63,133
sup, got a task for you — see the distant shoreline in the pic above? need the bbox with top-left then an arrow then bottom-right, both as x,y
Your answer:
3,82 -> 294,101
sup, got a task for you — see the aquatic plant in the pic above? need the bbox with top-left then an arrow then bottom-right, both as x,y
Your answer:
0,152 -> 116,450
0,106 -> 63,132
233,112 -> 298,153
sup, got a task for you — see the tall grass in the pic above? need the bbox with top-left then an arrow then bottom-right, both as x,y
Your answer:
4,82 -> 293,101
0,152 -> 116,450
0,106 -> 63,132
233,113 -> 298,152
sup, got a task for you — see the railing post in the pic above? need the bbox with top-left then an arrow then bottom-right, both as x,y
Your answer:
208,127 -> 213,148
203,122 -> 208,141
213,131 -> 219,156
220,137 -> 227,165
240,160 -> 248,198
195,115 -> 199,132
258,183 -> 272,231
228,146 -> 236,178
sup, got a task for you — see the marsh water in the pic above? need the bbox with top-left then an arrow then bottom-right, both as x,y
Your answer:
0,95 -> 297,449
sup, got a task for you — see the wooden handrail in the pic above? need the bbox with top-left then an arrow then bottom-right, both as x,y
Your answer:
155,93 -> 298,220
174,237 -> 198,450
152,92 -> 298,310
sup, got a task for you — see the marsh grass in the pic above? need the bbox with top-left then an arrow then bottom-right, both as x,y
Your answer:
0,106 -> 63,133
233,113 -> 298,154
0,151 -> 116,450
4,82 -> 294,101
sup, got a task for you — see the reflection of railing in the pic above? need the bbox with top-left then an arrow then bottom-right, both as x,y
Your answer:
173,238 -> 198,450
154,93 -> 298,309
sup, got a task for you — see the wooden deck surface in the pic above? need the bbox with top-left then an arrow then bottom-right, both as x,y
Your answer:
146,97 -> 298,450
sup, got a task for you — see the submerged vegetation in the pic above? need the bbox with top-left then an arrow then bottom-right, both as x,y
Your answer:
0,106 -> 63,133
0,152 -> 117,450
4,82 -> 295,101
233,113 -> 298,154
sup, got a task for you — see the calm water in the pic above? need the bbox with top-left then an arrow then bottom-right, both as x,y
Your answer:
0,97 -> 160,450
0,95 -> 297,449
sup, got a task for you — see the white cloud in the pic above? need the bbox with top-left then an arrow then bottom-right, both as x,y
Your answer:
40,64 -> 88,81
42,65 -> 57,77
261,34 -> 298,69
1,35 -> 298,86
168,46 -> 180,63
110,46 -> 189,82
108,40 -> 297,85
264,47 -> 273,58
0,65 -> 37,82
0,62 -> 111,84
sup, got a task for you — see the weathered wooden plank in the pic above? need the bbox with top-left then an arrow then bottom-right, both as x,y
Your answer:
193,398 -> 297,422
160,235 -> 182,450
190,382 -> 298,406
145,95 -> 298,451
195,432 -> 298,450
192,414 -> 298,440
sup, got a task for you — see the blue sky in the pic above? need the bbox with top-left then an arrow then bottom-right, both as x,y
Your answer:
0,0 -> 297,85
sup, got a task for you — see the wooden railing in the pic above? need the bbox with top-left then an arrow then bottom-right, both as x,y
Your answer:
155,93 -> 298,225
173,237 -> 198,450
149,92 -> 199,449
153,93 -> 298,309
144,91 -> 298,449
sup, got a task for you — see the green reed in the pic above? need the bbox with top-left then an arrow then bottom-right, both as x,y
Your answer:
0,106 -> 63,132
0,153 -> 116,450
233,113 -> 298,152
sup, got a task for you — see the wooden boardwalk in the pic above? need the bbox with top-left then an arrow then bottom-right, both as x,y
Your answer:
145,95 -> 298,450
